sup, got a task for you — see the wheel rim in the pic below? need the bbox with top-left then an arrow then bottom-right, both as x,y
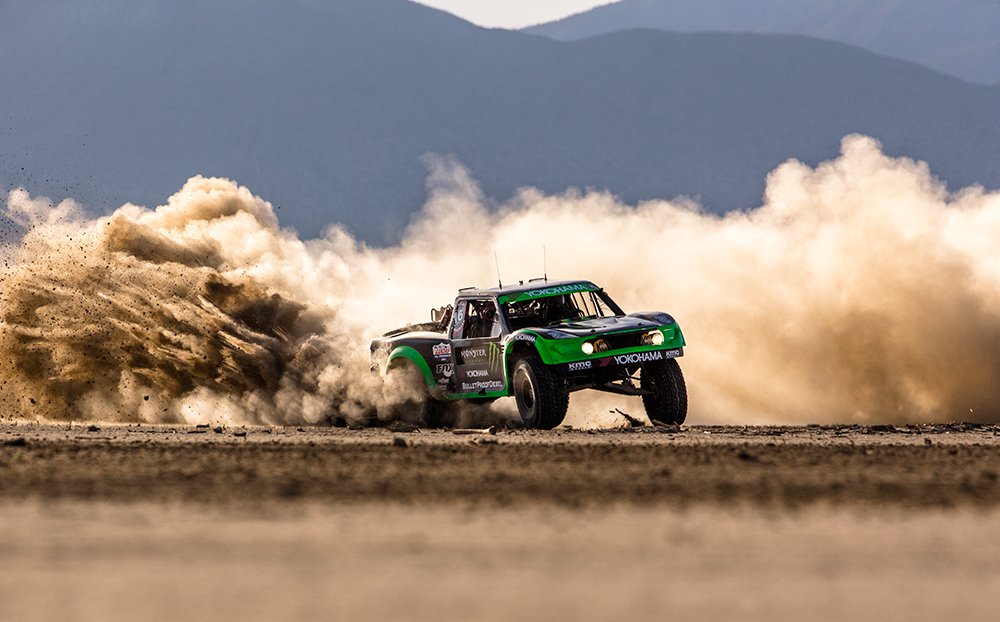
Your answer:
516,368 -> 536,413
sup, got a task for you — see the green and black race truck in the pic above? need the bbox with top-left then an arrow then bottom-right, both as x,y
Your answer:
370,280 -> 686,429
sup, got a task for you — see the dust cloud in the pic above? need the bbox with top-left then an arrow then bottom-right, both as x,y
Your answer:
3,135 -> 1000,424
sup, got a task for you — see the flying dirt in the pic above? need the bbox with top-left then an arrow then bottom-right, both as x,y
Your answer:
2,134 -> 1000,425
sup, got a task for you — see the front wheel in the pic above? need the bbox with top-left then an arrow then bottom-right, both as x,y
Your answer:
512,356 -> 568,429
641,359 -> 687,425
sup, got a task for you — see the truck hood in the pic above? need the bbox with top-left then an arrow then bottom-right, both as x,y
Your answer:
533,313 -> 675,339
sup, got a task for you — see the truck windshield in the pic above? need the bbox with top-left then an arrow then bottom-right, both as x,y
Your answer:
503,291 -> 621,330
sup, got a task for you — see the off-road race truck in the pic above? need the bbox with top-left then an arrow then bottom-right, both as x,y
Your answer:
370,280 -> 686,429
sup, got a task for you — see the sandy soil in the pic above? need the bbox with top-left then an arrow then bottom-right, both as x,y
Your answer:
2,422 -> 1000,621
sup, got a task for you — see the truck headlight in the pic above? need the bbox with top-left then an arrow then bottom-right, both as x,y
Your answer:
643,330 -> 665,346
581,341 -> 595,355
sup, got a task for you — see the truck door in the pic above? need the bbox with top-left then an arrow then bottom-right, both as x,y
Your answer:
450,298 -> 506,396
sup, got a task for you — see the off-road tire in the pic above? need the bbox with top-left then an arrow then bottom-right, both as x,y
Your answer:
512,355 -> 568,429
641,359 -> 687,425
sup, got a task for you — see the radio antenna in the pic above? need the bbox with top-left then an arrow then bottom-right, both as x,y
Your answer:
493,250 -> 503,289
543,245 -> 548,282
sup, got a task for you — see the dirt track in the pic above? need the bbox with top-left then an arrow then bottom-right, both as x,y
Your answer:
3,422 -> 1000,508
3,422 -> 1000,621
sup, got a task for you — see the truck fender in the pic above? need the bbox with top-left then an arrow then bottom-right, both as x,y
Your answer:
504,331 -> 541,375
387,346 -> 437,390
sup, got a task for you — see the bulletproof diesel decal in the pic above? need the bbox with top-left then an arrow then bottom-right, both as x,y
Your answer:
461,380 -> 505,393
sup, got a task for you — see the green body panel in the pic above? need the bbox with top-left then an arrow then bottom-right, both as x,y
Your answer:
387,346 -> 437,390
388,325 -> 685,399
532,325 -> 686,365
444,389 -> 509,400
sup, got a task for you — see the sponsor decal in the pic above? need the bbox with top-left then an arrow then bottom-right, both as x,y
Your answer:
432,343 -> 452,360
461,380 -> 504,393
460,344 -> 502,371
510,332 -> 536,344
568,361 -> 592,372
465,368 -> 489,378
606,349 -> 682,366
613,351 -> 664,365
488,343 -> 502,373
435,364 -> 453,378
462,347 -> 487,360
523,283 -> 592,299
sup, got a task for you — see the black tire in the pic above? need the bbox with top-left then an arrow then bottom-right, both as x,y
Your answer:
512,355 -> 568,429
384,362 -> 454,428
422,398 -> 455,429
641,359 -> 687,425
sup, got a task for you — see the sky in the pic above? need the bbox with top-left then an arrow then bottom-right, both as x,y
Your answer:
412,0 -> 618,29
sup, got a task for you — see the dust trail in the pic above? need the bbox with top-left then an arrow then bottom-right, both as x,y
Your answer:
0,179 -> 390,425
3,135 -> 1000,424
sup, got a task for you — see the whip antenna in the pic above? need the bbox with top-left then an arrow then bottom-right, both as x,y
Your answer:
543,245 -> 548,282
494,250 -> 503,289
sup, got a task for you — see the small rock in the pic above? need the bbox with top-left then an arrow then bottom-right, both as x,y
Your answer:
234,431 -> 247,438
389,421 -> 420,433
924,438 -> 933,445
2,437 -> 27,447
473,437 -> 498,446
392,436 -> 408,447
868,424 -> 896,433
87,424 -> 100,432
213,426 -> 223,434
195,423 -> 210,429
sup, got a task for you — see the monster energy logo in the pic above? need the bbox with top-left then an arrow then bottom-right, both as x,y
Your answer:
488,343 -> 502,373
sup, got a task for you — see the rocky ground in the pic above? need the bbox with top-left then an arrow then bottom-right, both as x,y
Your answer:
2,422 -> 1000,620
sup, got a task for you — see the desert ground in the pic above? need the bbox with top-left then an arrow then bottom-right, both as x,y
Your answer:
3,421 -> 1000,621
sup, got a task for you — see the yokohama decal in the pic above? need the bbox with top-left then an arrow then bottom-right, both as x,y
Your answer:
613,351 -> 664,365
598,348 -> 682,367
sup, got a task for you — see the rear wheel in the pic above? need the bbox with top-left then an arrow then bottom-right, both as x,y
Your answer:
512,356 -> 568,429
641,359 -> 687,425
384,362 -> 454,428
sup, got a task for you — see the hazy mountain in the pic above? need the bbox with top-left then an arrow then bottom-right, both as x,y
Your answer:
526,0 -> 1000,85
2,0 -> 999,242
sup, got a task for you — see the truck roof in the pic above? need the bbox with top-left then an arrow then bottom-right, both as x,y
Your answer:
458,280 -> 600,304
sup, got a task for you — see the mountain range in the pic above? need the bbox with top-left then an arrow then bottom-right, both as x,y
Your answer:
2,0 -> 999,242
527,0 -> 1000,85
